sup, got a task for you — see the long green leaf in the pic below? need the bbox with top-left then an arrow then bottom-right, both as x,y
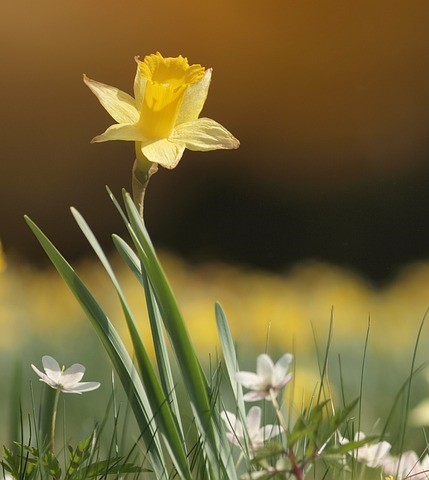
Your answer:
112,235 -> 184,442
107,191 -> 235,478
70,208 -> 192,479
121,192 -> 238,479
123,198 -> 212,411
24,216 -> 167,480
215,303 -> 245,418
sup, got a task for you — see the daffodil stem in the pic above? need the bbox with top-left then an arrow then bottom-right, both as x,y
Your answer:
50,389 -> 61,456
132,160 -> 158,218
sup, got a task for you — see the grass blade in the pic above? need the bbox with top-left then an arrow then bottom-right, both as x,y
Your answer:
214,302 -> 245,419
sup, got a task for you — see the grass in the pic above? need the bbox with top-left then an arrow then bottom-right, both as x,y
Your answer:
1,195 -> 429,477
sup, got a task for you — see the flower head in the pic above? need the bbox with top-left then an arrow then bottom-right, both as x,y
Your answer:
235,353 -> 293,401
339,431 -> 429,479
84,52 -> 239,170
221,406 -> 282,455
339,432 -> 391,468
381,451 -> 429,479
31,355 -> 100,394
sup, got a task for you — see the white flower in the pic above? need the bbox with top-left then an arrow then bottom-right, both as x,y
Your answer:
221,406 -> 283,455
381,451 -> 429,479
31,356 -> 100,394
339,431 -> 391,468
235,353 -> 293,401
241,459 -> 288,479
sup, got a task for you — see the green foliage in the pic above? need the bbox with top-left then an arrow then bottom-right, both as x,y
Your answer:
22,188 -> 429,479
2,433 -> 146,480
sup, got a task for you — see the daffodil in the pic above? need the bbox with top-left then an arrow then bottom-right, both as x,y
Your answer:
31,355 -> 100,394
84,52 -> 239,171
235,353 -> 293,401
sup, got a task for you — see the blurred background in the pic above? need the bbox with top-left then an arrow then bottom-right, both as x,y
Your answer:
2,0 -> 429,456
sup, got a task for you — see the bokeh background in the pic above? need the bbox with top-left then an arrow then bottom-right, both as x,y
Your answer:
2,0 -> 429,457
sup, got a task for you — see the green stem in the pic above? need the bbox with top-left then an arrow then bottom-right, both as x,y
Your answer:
270,389 -> 303,480
50,388 -> 61,456
132,145 -> 158,218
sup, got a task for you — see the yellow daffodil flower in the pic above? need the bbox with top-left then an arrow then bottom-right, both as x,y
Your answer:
84,52 -> 239,171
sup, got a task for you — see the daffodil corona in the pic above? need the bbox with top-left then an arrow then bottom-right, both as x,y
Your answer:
84,52 -> 239,171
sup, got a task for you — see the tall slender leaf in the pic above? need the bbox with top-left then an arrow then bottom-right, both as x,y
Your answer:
117,191 -> 237,478
112,235 -> 184,442
71,208 -> 191,479
24,216 -> 167,479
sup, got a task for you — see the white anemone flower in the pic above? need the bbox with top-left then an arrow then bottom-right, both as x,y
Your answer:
235,353 -> 293,401
381,451 -> 429,479
338,431 -> 391,468
31,356 -> 100,394
221,406 -> 283,455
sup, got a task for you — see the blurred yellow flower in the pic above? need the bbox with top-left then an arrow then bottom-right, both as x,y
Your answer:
84,52 -> 239,170
0,240 -> 6,272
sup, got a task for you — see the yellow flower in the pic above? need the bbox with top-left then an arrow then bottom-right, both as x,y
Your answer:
84,52 -> 239,170
0,240 -> 6,272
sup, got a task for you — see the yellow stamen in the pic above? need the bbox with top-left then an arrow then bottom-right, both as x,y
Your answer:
137,52 -> 205,139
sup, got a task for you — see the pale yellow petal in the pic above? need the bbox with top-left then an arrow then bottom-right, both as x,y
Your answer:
83,74 -> 139,124
141,139 -> 186,169
170,117 -> 240,151
175,69 -> 212,125
133,58 -> 147,111
91,123 -> 146,143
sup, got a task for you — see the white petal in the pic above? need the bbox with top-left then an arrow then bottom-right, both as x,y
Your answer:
274,353 -> 293,374
246,406 -> 261,438
337,431 -> 349,445
225,432 -> 241,446
276,373 -> 293,390
235,371 -> 263,389
256,354 -> 275,384
60,363 -> 85,387
31,364 -> 57,388
221,411 -> 243,437
176,69 -> 212,125
91,123 -> 146,143
42,356 -> 61,383
362,441 -> 391,467
170,118 -> 239,152
243,390 -> 267,402
260,424 -> 283,441
141,139 -> 185,169
62,381 -> 100,394
273,354 -> 293,388
83,75 -> 139,124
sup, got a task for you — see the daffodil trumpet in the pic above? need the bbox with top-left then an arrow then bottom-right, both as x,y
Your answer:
84,52 -> 239,216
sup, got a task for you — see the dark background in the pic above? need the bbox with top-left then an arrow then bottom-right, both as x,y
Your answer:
2,0 -> 429,283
